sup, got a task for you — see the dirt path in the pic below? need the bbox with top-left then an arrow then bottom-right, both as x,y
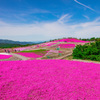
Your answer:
0,56 -> 22,61
56,52 -> 72,59
10,53 -> 29,60
38,50 -> 73,59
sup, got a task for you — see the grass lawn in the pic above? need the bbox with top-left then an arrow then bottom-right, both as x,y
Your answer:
18,49 -> 48,57
21,49 -> 47,53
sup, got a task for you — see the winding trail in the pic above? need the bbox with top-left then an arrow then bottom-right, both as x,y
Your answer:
10,53 -> 29,60
56,52 -> 72,59
71,59 -> 100,64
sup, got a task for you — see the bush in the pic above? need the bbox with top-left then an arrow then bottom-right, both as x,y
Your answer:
73,41 -> 100,61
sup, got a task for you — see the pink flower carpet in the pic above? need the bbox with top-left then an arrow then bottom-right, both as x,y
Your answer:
58,44 -> 75,48
17,53 -> 42,58
0,60 -> 100,100
0,55 -> 12,59
54,38 -> 90,43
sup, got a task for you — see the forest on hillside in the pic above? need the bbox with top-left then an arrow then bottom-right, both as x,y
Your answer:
80,37 -> 100,41
0,43 -> 35,48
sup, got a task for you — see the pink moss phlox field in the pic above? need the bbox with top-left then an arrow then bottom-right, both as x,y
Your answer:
58,44 -> 75,48
14,47 -> 31,51
35,42 -> 56,48
0,55 -> 12,59
46,43 -> 56,46
39,42 -> 56,47
17,52 -> 42,58
38,51 -> 49,56
39,44 -> 46,47
54,38 -> 90,43
0,60 -> 100,100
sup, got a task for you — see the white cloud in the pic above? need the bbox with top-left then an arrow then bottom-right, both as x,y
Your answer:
74,0 -> 95,12
20,9 -> 50,16
0,16 -> 100,41
83,15 -> 89,20
0,21 -> 9,26
58,14 -> 72,24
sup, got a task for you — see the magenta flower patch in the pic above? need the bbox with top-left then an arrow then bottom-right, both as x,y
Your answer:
17,52 -> 42,58
46,43 -> 56,46
0,60 -> 100,99
39,42 -> 57,47
54,38 -> 90,43
0,54 -> 12,59
58,44 -> 75,48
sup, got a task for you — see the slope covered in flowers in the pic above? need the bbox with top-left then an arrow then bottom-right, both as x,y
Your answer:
39,42 -> 57,47
14,47 -> 31,51
0,60 -> 100,100
54,38 -> 90,43
0,54 -> 12,59
58,44 -> 75,48
16,52 -> 42,58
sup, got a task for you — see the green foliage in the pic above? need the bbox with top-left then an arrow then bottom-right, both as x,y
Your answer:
21,49 -> 47,53
0,43 -> 35,48
73,41 -> 100,61
90,37 -> 95,41
81,37 -> 100,42
0,43 -> 21,48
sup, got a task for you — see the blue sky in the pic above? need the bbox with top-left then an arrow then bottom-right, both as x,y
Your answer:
0,0 -> 100,41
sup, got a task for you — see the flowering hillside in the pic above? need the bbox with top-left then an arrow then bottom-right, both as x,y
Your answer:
58,44 -> 75,48
45,42 -> 56,46
14,47 -> 31,51
39,42 -> 56,47
54,38 -> 90,43
17,53 -> 42,58
0,60 -> 100,99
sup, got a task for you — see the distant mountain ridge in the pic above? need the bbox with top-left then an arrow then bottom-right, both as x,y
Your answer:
0,39 -> 45,45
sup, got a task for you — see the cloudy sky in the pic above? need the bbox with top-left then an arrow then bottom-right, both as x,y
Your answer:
0,0 -> 100,41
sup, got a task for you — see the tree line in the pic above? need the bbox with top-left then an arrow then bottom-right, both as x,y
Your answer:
0,43 -> 36,48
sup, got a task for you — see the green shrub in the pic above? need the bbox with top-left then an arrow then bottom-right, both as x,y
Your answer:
73,41 -> 100,61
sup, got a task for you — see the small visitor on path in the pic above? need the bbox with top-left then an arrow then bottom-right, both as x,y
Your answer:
4,49 -> 6,53
7,50 -> 10,53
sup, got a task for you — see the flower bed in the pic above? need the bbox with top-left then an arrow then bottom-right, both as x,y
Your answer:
39,44 -> 46,47
0,54 -> 12,59
58,44 -> 75,48
16,52 -> 42,58
46,43 -> 56,46
54,38 -> 90,43
0,60 -> 100,99
14,47 -> 31,51
39,42 -> 56,47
